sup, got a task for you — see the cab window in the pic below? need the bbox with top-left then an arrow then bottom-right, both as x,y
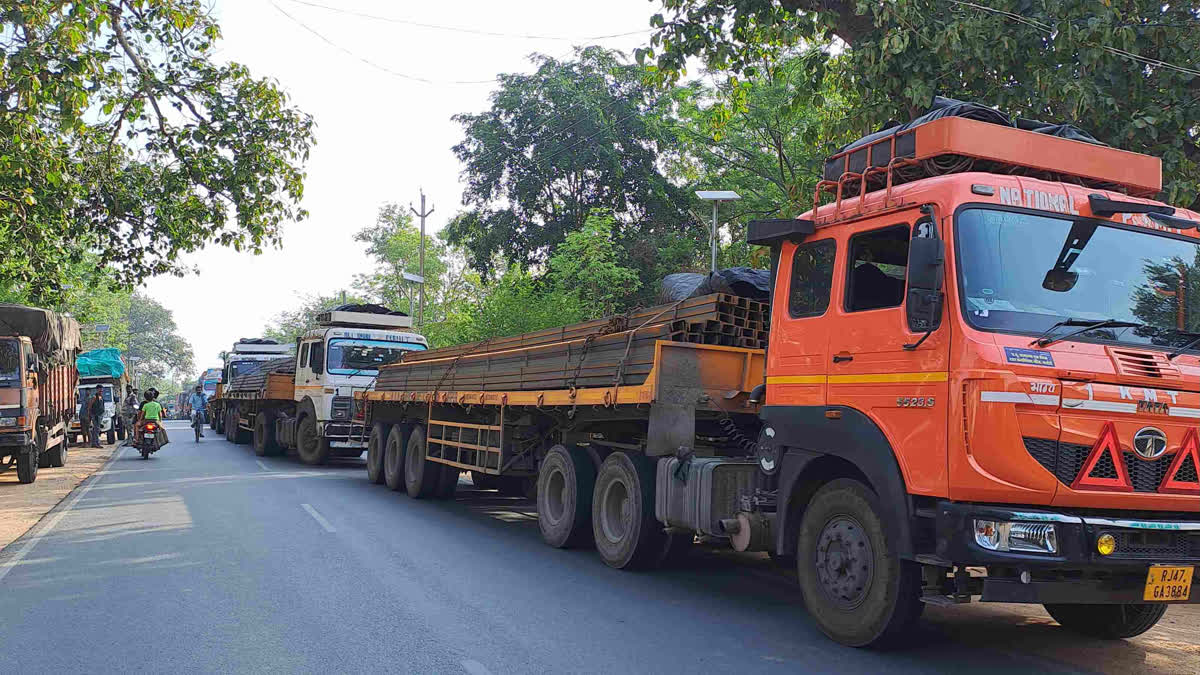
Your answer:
299,343 -> 310,368
846,225 -> 910,312
788,239 -> 837,318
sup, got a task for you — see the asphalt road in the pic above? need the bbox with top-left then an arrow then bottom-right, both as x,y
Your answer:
0,420 -> 1189,673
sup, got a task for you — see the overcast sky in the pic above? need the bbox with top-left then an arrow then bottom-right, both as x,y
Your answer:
146,0 -> 659,372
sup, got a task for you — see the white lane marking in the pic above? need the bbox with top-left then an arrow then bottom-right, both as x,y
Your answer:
980,391 -> 1060,406
461,660 -> 494,675
255,460 -> 271,471
301,503 -> 336,533
0,445 -> 123,584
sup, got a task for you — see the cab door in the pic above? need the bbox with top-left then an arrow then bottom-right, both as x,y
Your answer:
294,340 -> 315,401
825,211 -> 951,496
766,237 -> 838,407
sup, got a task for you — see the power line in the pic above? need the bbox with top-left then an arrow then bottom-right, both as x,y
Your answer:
278,0 -> 653,42
268,0 -> 497,85
949,1 -> 1200,78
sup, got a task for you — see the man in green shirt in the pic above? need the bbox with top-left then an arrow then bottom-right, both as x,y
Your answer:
136,390 -> 168,447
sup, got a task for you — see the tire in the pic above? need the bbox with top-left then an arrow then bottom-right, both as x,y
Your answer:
591,452 -> 664,570
117,421 -> 127,441
471,471 -> 498,490
403,426 -> 439,499
16,449 -> 38,483
47,438 -> 67,468
140,447 -> 150,460
1043,603 -> 1168,639
795,478 -> 923,648
537,444 -> 596,549
212,408 -> 222,433
224,409 -> 237,442
383,424 -> 408,491
296,414 -> 330,465
106,428 -> 115,445
253,412 -> 279,457
366,423 -> 387,484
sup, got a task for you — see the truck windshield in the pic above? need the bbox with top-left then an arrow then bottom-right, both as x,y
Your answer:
956,208 -> 1200,353
228,360 -> 267,379
326,338 -> 426,375
0,339 -> 18,385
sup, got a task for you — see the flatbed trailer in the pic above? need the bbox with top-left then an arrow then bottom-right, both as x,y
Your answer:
359,296 -> 767,564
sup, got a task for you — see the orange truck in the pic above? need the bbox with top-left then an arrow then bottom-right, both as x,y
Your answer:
0,304 -> 81,483
357,114 -> 1198,647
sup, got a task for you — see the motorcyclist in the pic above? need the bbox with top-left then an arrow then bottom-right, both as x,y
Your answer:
188,385 -> 207,438
135,390 -> 168,449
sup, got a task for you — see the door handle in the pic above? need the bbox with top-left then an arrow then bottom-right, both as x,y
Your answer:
833,354 -> 854,363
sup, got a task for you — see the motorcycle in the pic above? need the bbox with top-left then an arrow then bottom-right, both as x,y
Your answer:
135,420 -> 162,459
191,408 -> 206,442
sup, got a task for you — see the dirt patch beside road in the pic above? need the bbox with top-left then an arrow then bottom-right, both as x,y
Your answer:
0,442 -> 118,551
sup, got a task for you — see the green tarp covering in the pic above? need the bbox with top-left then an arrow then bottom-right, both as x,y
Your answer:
76,348 -> 126,379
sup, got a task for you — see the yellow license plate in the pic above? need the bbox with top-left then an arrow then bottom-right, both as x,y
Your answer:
1143,565 -> 1194,602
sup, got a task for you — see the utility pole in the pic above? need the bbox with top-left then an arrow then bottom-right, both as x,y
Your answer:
409,189 -> 434,328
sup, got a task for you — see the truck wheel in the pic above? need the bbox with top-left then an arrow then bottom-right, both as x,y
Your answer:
253,412 -> 279,457
796,478 -> 923,648
471,471 -> 498,490
16,450 -> 38,484
106,428 -> 115,445
403,425 -> 439,498
47,438 -> 68,468
592,452 -> 664,570
224,410 -> 237,442
211,409 -> 221,432
538,444 -> 596,549
296,415 -> 330,465
117,424 -> 126,441
383,424 -> 408,490
366,423 -> 387,484
1043,603 -> 1168,639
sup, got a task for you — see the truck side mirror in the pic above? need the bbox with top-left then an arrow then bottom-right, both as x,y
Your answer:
906,236 -> 945,334
27,355 -> 38,373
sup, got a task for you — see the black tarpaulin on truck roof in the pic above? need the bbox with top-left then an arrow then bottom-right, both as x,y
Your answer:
659,268 -> 771,303
331,303 -> 407,316
0,304 -> 82,365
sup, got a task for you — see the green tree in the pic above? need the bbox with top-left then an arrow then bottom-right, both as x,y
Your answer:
352,204 -> 448,321
645,1 -> 1200,208
445,46 -> 694,278
1131,251 -> 1200,336
1,1 -> 315,302
262,291 -> 366,343
548,212 -> 641,316
126,292 -> 194,384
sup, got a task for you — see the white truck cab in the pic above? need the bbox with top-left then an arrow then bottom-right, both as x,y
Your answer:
224,339 -> 294,382
294,309 -> 427,453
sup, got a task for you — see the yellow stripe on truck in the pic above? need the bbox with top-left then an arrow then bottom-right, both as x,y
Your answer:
768,372 -> 949,385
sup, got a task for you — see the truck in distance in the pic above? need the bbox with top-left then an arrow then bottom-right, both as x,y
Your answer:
356,110 -> 1199,647
204,338 -> 293,425
69,348 -> 130,445
218,306 -> 427,464
0,304 -> 81,483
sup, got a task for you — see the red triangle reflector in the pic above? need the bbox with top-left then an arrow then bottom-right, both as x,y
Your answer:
1159,429 -> 1200,495
1070,422 -> 1133,492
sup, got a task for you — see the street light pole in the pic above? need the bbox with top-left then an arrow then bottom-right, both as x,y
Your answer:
695,190 -> 742,274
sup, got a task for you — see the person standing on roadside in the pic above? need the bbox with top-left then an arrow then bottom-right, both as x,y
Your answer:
88,388 -> 105,448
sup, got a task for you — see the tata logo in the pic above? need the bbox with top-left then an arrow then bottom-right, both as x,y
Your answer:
1137,400 -> 1171,415
1132,427 -> 1169,460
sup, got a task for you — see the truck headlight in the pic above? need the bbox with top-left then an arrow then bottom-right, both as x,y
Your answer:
974,520 -> 1058,554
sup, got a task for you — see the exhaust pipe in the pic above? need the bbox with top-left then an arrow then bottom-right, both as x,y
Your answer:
721,512 -> 774,552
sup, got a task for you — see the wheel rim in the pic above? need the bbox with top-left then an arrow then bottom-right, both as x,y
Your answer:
599,478 -> 631,544
814,515 -> 874,610
545,465 -> 567,524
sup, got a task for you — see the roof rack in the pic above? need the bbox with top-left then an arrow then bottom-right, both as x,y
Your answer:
816,116 -> 1162,223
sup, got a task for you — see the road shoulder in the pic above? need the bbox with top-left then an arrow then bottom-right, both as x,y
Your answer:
0,442 -> 120,552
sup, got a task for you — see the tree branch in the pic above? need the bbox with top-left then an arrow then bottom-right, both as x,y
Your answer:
777,0 -> 873,44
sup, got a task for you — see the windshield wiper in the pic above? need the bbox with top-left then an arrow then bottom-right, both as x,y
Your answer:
1032,318 -> 1144,348
1167,331 -> 1200,360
